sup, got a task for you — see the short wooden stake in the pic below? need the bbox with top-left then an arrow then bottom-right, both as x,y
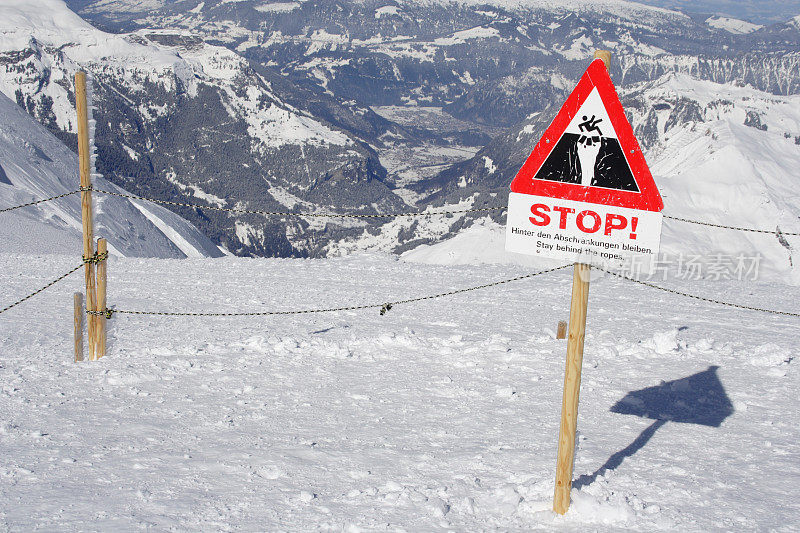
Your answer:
556,320 -> 567,339
553,262 -> 591,515
95,238 -> 108,359
75,71 -> 97,360
74,292 -> 84,362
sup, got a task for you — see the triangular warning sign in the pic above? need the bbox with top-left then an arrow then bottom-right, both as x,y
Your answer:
510,59 -> 663,212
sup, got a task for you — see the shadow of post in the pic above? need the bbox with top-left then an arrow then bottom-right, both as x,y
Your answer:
573,418 -> 666,489
573,366 -> 733,490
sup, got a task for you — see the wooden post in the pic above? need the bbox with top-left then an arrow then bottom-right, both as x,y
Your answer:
553,262 -> 591,514
593,50 -> 612,69
74,292 -> 84,362
95,238 -> 107,359
556,321 -> 567,340
75,71 -> 97,361
552,50 -> 609,516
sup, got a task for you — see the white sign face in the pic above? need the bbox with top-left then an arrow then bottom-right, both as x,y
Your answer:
505,192 -> 663,267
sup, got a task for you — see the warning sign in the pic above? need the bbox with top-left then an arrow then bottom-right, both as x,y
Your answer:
505,58 -> 663,266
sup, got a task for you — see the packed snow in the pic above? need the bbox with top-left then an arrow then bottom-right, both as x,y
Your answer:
0,251 -> 798,530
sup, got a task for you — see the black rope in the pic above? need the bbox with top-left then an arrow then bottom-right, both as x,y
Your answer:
93,188 -> 504,219
662,215 -> 800,237
95,187 -> 800,235
598,268 -> 800,317
86,308 -> 114,319
0,263 -> 84,315
101,265 -> 573,317
3,187 -> 798,238
82,251 -> 109,265
0,190 -> 80,213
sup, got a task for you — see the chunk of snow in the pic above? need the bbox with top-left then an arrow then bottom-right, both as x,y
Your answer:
255,2 -> 300,13
482,156 -> 496,175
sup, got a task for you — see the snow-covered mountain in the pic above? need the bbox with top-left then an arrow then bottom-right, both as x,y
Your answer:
63,0 -> 800,170
69,0 -> 800,117
0,0 -> 410,257
0,89 -> 223,258
6,0 -> 800,276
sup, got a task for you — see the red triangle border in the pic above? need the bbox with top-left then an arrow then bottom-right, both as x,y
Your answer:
510,59 -> 663,212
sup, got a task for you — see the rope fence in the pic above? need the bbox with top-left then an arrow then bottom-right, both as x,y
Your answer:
82,265 -> 799,319
92,188 -> 505,219
662,215 -> 800,236
0,190 -> 80,213
2,260 -> 799,322
2,187 -> 799,236
1,188 -> 799,321
597,268 -> 800,318
87,265 -> 573,318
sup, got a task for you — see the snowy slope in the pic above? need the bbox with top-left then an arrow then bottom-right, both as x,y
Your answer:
404,74 -> 800,285
0,252 -> 798,530
642,74 -> 800,282
705,16 -> 763,35
0,90 -> 223,258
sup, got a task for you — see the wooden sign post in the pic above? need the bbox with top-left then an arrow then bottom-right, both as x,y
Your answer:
553,262 -> 590,514
551,50 -> 609,516
75,71 -> 97,360
504,48 -> 663,515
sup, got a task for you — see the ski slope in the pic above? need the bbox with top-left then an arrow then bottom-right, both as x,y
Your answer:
0,252 -> 798,530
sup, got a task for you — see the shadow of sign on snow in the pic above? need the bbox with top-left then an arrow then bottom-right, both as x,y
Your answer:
573,366 -> 733,489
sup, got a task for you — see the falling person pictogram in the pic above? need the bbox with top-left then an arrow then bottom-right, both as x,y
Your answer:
576,115 -> 604,185
578,114 -> 603,145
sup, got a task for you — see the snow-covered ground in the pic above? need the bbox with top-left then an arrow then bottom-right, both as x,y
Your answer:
1,252 -> 798,530
705,16 -> 763,35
